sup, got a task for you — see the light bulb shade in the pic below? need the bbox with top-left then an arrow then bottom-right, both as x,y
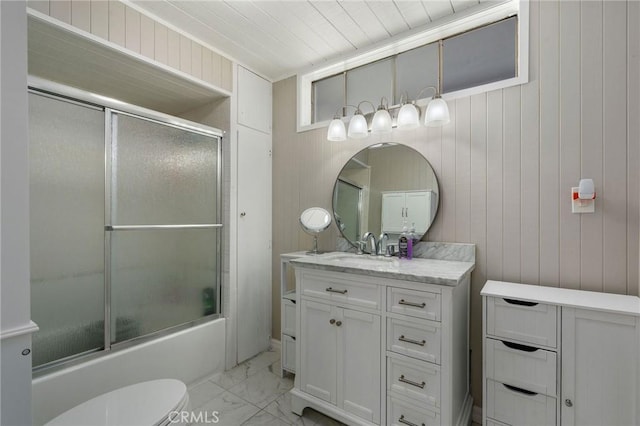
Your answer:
396,103 -> 420,130
347,114 -> 369,139
425,97 -> 450,127
371,109 -> 392,133
327,118 -> 347,141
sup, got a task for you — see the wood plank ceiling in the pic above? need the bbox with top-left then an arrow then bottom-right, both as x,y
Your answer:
130,0 -> 491,81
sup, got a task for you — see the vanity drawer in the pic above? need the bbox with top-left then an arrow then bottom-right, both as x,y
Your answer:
485,379 -> 556,426
486,297 -> 557,348
485,338 -> 557,396
387,287 -> 441,321
299,273 -> 381,310
387,395 -> 440,426
282,299 -> 296,337
387,318 -> 441,364
387,354 -> 440,407
282,334 -> 296,373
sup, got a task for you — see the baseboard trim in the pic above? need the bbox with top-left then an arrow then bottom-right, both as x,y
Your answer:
472,404 -> 482,424
270,337 -> 281,350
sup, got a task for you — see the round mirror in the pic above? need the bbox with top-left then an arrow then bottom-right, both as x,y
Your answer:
300,207 -> 332,254
332,143 -> 439,251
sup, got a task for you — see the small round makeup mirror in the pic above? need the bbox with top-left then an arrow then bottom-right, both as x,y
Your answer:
300,207 -> 332,254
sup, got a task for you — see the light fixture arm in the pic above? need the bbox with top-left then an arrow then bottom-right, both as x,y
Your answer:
415,86 -> 439,101
356,100 -> 377,114
332,104 -> 359,119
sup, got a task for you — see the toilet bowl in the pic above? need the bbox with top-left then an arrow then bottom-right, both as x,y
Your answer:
45,379 -> 190,426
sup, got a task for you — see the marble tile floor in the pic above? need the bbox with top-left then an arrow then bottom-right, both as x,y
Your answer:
187,346 -> 345,426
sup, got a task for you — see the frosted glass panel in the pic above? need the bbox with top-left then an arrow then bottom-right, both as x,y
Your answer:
113,114 -> 219,225
313,73 -> 345,123
442,16 -> 517,93
110,229 -> 219,343
29,92 -> 105,367
347,58 -> 393,114
395,43 -> 439,104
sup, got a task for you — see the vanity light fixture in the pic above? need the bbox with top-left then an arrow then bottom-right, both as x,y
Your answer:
371,97 -> 392,134
326,94 -> 450,140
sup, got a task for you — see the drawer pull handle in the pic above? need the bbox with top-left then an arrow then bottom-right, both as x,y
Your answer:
398,415 -> 424,426
399,335 -> 426,346
399,299 -> 426,308
503,298 -> 538,307
502,340 -> 539,352
326,287 -> 347,294
503,383 -> 538,396
399,375 -> 426,389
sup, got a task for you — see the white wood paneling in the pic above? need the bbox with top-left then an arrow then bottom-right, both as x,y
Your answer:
580,1 -> 604,292
125,6 -> 140,53
539,0 -> 560,287
558,0 -> 581,290
139,13 -> 154,59
90,0 -> 108,39
108,0 -> 125,47
71,0 -> 90,33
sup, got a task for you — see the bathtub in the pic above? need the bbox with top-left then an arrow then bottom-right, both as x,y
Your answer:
32,318 -> 226,425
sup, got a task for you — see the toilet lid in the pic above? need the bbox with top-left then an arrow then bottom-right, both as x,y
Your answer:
46,379 -> 188,426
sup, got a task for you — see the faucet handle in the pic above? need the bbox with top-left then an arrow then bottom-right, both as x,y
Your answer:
385,244 -> 396,257
355,241 -> 364,255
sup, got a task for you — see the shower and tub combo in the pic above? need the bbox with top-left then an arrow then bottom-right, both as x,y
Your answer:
28,78 -> 226,425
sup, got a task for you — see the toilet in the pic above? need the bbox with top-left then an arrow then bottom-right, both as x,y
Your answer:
45,379 -> 191,426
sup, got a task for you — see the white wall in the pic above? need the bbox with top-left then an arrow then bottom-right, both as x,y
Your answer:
0,1 -> 35,425
272,0 -> 640,408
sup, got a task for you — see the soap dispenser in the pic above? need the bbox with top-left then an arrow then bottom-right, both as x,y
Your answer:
398,222 -> 413,259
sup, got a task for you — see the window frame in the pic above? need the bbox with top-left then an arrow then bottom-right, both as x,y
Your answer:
297,0 -> 527,132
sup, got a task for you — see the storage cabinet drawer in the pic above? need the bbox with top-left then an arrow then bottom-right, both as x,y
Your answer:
485,379 -> 556,426
387,287 -> 441,321
387,354 -> 440,407
299,273 -> 381,310
387,395 -> 440,426
486,297 -> 557,348
485,338 -> 557,396
282,334 -> 296,373
282,298 -> 296,337
387,318 -> 441,364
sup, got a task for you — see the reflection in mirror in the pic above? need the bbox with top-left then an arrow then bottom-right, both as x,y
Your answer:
300,207 -> 332,254
332,143 -> 439,251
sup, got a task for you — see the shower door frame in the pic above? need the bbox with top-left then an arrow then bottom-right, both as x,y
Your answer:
29,77 -> 225,373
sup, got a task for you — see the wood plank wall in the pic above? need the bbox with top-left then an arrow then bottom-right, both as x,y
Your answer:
26,0 -> 232,91
273,0 -> 640,407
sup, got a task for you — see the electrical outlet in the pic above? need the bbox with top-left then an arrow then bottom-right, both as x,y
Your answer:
571,187 -> 595,213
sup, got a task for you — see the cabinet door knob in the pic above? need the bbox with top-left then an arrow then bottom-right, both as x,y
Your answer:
565,399 -> 573,407
329,319 -> 335,325
336,321 -> 342,327
240,212 -> 246,217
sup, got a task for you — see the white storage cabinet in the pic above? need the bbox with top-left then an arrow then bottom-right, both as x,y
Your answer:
482,280 -> 640,426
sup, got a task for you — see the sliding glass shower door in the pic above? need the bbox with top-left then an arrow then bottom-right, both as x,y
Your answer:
108,113 -> 221,344
29,87 -> 222,369
29,92 -> 106,367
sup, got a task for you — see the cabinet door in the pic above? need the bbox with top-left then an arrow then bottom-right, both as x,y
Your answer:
237,125 -> 272,362
237,66 -> 272,133
337,308 -> 381,424
561,308 -> 639,426
405,191 -> 431,233
382,193 -> 406,233
300,300 -> 337,404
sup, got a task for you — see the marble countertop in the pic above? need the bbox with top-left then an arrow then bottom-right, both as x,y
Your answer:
290,252 -> 475,286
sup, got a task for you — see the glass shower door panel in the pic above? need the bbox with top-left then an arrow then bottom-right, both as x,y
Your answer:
29,93 -> 105,367
112,113 -> 219,225
110,229 -> 219,344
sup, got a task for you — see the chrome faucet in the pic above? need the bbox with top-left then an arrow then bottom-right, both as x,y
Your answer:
362,232 -> 377,256
378,233 -> 389,256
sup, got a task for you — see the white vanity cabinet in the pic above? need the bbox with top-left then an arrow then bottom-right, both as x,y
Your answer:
482,280 -> 640,426
290,256 -> 474,426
